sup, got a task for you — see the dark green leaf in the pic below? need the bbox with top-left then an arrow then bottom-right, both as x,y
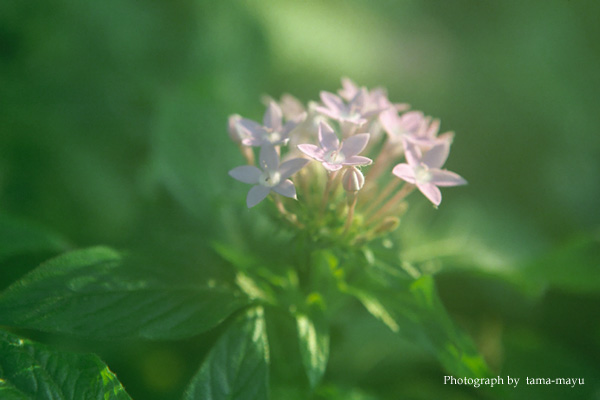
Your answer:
0,329 -> 131,399
183,307 -> 269,400
296,311 -> 329,388
0,247 -> 249,339
343,275 -> 489,378
0,214 -> 69,261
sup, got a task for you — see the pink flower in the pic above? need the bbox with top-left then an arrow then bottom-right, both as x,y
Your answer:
392,140 -> 466,206
238,101 -> 303,147
297,122 -> 372,172
380,109 -> 425,144
229,145 -> 309,208
315,90 -> 378,126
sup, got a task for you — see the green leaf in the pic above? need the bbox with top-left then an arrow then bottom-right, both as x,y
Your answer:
0,328 -> 131,399
0,213 -> 69,261
0,247 -> 250,339
296,311 -> 329,389
183,307 -> 270,400
343,274 -> 490,378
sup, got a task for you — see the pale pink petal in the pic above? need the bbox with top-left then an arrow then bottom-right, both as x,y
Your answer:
239,118 -> 266,138
392,163 -> 416,184
318,122 -> 339,151
320,91 -> 345,113
430,169 -> 467,187
426,118 -> 441,138
280,94 -> 305,120
229,165 -> 261,184
422,142 -> 450,169
341,133 -> 370,157
259,145 -> 279,172
297,144 -> 325,161
273,179 -> 296,198
246,185 -> 270,208
344,155 -> 372,166
279,158 -> 310,180
314,106 -> 340,121
282,119 -> 300,135
402,139 -> 422,166
437,131 -> 455,144
263,101 -> 283,132
400,111 -> 424,132
379,108 -> 399,138
323,162 -> 343,172
417,182 -> 442,206
339,77 -> 359,100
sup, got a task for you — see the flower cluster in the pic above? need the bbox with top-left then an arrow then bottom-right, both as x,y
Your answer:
228,79 -> 466,243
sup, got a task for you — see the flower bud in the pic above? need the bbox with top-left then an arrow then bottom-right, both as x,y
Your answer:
342,167 -> 365,193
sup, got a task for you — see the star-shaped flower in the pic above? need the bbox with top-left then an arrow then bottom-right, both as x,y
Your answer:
297,122 -> 372,171
392,140 -> 466,206
315,90 -> 378,126
238,101 -> 303,147
229,145 -> 309,208
380,109 -> 424,144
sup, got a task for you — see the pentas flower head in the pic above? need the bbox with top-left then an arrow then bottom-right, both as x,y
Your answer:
239,101 -> 303,147
298,122 -> 372,171
392,139 -> 466,206
229,145 -> 309,208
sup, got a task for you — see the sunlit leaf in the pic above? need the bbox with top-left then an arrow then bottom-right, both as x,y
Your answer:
0,329 -> 131,399
296,311 -> 329,388
0,247 -> 249,339
183,307 -> 269,400
344,274 -> 489,378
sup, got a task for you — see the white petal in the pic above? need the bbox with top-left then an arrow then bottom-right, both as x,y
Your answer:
320,91 -> 345,113
402,139 -> 422,166
273,179 -> 296,198
422,142 -> 450,169
297,144 -> 325,161
430,169 -> 467,187
263,101 -> 283,132
239,118 -> 266,138
343,155 -> 372,166
392,163 -> 416,184
246,185 -> 270,208
279,158 -> 310,180
341,133 -> 370,157
259,144 -> 279,172
229,166 -> 261,184
318,122 -> 339,152
417,182 -> 442,206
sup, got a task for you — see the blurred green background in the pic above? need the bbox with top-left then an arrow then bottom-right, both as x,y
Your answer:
1,0 -> 599,399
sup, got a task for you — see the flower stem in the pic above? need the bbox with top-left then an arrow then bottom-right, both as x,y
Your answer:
320,170 -> 338,215
367,183 -> 415,224
363,178 -> 400,215
343,194 -> 358,236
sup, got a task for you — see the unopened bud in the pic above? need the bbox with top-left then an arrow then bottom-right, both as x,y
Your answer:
342,167 -> 365,193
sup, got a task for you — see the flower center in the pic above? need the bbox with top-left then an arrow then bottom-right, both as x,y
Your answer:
415,164 -> 432,183
324,150 -> 345,164
258,170 -> 281,188
266,130 -> 282,144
